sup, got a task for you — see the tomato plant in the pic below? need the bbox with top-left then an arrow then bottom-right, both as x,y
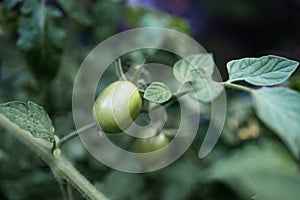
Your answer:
1,0 -> 300,200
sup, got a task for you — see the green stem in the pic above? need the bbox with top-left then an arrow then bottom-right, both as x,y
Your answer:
149,88 -> 193,111
58,179 -> 68,200
57,178 -> 74,200
223,82 -> 253,93
139,89 -> 145,94
58,123 -> 96,148
0,115 -> 108,200
129,65 -> 143,85
115,59 -> 127,81
67,182 -> 74,200
174,88 -> 193,98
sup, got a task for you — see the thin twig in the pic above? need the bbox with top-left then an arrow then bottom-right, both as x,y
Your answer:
223,82 -> 253,93
115,59 -> 127,81
58,123 -> 97,148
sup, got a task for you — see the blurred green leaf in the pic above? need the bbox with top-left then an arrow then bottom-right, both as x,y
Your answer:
160,159 -> 199,200
252,87 -> 300,158
144,82 -> 173,104
173,54 -> 215,82
57,0 -> 92,26
124,6 -> 191,33
0,101 -> 54,141
125,8 -> 168,28
191,69 -> 224,103
173,54 -> 222,103
289,75 -> 300,92
17,0 -> 65,84
206,139 -> 300,200
169,15 -> 192,34
3,0 -> 20,11
1,169 -> 60,199
227,55 -> 299,86
96,171 -> 144,199
192,79 -> 223,103
222,96 -> 257,145
91,0 -> 122,42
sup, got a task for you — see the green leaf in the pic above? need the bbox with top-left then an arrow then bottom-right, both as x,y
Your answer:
144,82 -> 173,104
160,158 -> 199,200
206,139 -> 300,200
0,101 -> 55,141
125,7 -> 191,33
252,87 -> 300,158
173,54 -> 214,82
16,0 -> 66,83
191,69 -> 224,103
57,0 -> 92,26
3,0 -> 20,10
227,55 -> 299,86
173,54 -> 223,103
96,171 -> 144,199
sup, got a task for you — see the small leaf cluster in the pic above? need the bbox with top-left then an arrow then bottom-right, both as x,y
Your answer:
171,54 -> 300,158
131,54 -> 300,159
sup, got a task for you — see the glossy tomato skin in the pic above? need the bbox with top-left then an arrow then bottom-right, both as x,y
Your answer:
133,133 -> 170,167
93,81 -> 142,133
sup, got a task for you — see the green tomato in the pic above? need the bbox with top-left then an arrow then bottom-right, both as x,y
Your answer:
93,81 -> 142,133
134,133 -> 170,153
133,132 -> 170,167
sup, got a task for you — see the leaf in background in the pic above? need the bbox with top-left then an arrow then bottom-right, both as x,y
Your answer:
227,55 -> 299,86
144,82 -> 173,104
191,69 -> 224,103
124,6 -> 191,33
206,139 -> 300,200
0,101 -> 55,141
96,171 -> 144,199
173,54 -> 214,82
17,0 -> 66,84
91,0 -> 122,42
252,87 -> 300,158
159,158 -> 199,200
57,0 -> 92,26
3,0 -> 20,11
221,96 -> 256,145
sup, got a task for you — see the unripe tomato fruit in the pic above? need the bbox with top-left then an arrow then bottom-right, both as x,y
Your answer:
133,133 -> 170,167
93,81 -> 142,133
134,133 -> 170,153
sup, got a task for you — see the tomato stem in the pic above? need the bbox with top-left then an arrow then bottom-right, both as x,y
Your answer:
223,82 -> 253,93
129,65 -> 144,85
0,116 -> 108,200
57,123 -> 97,148
115,59 -> 127,81
148,88 -> 193,111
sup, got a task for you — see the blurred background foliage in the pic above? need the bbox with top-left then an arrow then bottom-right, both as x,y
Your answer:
0,0 -> 300,199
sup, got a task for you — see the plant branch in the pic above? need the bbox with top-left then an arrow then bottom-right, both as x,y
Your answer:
0,115 -> 107,200
174,88 -> 193,98
149,88 -> 193,111
57,177 -> 74,200
129,65 -> 143,85
58,179 -> 69,200
67,182 -> 74,200
223,82 -> 253,93
115,59 -> 127,81
58,123 -> 97,148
